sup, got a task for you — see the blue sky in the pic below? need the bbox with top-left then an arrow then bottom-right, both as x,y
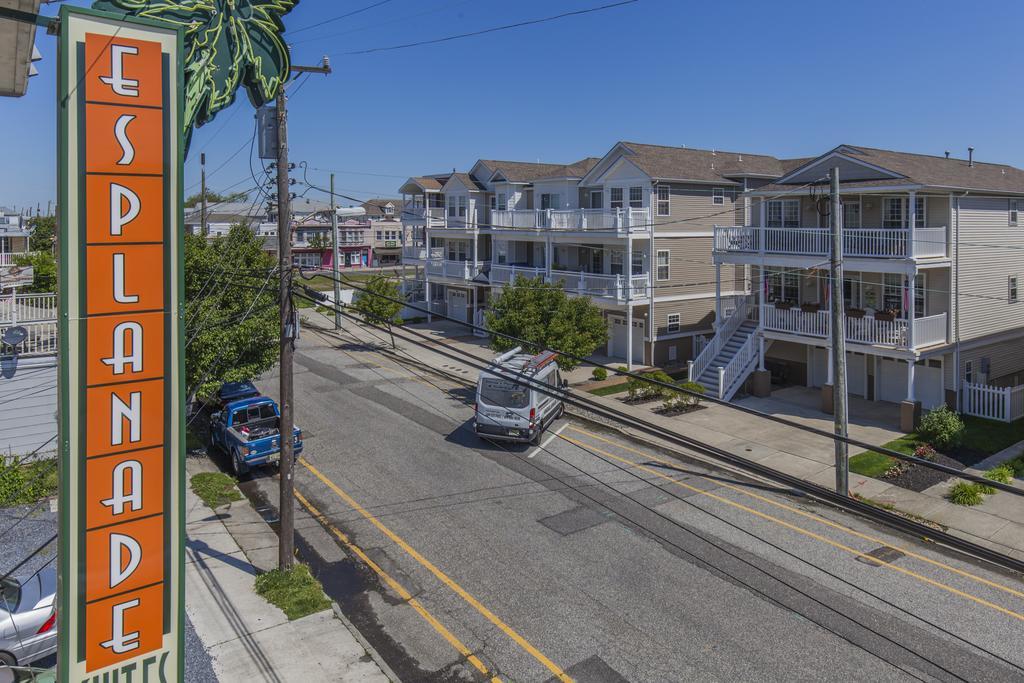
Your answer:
4,0 -> 1024,211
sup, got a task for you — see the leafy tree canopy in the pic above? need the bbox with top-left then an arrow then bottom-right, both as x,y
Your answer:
185,189 -> 250,208
13,251 -> 57,294
353,277 -> 404,346
484,275 -> 608,371
27,216 -> 56,253
185,223 -> 279,400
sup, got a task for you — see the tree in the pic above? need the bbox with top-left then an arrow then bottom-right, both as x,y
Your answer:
27,216 -> 56,253
307,232 -> 331,251
184,189 -> 250,208
13,251 -> 57,293
353,276 -> 404,348
484,275 -> 608,371
185,223 -> 279,401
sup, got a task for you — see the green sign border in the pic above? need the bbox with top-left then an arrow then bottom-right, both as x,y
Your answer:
57,6 -> 186,681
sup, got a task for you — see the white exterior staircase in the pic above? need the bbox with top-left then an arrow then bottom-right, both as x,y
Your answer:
688,298 -> 761,401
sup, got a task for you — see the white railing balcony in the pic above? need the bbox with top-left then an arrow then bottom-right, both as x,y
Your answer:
491,208 -> 651,235
549,269 -> 650,303
713,226 -> 949,259
490,264 -> 546,285
0,293 -> 57,324
0,252 -> 35,266
760,305 -> 948,349
402,245 -> 439,261
402,206 -> 446,223
424,259 -> 490,281
0,320 -> 58,356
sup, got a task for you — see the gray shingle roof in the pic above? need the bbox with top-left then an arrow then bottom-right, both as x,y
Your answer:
479,160 -> 567,183
534,157 -> 602,181
618,142 -> 787,183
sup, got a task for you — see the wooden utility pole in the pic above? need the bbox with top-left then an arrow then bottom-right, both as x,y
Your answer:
200,152 -> 208,236
275,88 -> 296,570
830,167 -> 849,495
331,173 -> 342,329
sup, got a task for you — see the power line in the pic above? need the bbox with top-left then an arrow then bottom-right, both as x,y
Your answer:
339,0 -> 641,55
288,0 -> 474,46
288,0 -> 396,36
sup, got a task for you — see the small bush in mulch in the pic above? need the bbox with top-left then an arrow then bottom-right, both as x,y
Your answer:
656,381 -> 706,417
858,450 -> 967,493
979,464 -> 1015,494
592,367 -> 608,381
913,444 -> 937,461
919,406 -> 965,450
947,481 -> 985,506
622,370 -> 675,404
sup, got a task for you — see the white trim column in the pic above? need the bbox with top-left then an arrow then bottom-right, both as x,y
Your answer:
758,335 -> 765,371
907,271 -> 916,349
714,263 -> 722,332
626,303 -> 634,371
907,359 -> 916,402
908,190 -> 917,258
827,346 -> 834,385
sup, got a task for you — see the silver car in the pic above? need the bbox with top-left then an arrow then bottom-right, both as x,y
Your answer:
0,566 -> 57,682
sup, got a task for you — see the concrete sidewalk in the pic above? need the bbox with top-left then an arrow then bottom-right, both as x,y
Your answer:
315,312 -> 1024,565
185,459 -> 394,682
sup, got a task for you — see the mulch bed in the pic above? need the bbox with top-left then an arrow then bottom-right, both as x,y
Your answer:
881,453 -> 964,492
620,396 -> 664,406
654,404 -> 706,418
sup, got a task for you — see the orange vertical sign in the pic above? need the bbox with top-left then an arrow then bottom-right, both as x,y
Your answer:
59,8 -> 184,682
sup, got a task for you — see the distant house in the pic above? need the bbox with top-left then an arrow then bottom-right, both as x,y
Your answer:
292,208 -> 371,270
362,198 -> 405,266
0,206 -> 32,265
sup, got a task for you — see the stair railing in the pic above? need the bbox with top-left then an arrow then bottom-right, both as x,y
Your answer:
717,332 -> 758,401
688,296 -> 751,382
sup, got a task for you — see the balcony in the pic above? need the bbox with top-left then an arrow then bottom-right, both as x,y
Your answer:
491,208 -> 651,235
760,305 -> 948,349
402,206 -> 446,224
489,264 -> 650,304
424,259 -> 489,281
713,226 -> 948,259
0,251 -> 36,266
402,245 -> 442,262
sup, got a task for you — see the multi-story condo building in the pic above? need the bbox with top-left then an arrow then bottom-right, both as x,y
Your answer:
705,144 -> 1024,427
362,198 -> 405,266
399,143 -> 778,368
0,206 -> 32,265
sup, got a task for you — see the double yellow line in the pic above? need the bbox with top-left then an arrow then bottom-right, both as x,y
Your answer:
298,458 -> 573,682
563,426 -> 1024,622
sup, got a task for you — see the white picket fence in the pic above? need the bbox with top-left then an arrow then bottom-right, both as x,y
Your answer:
962,381 -> 1024,423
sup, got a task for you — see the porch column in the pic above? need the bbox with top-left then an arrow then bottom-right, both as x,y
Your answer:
907,272 -> 916,349
827,346 -> 834,385
907,190 -> 917,258
472,286 -> 477,329
758,200 -> 767,255
472,232 -> 478,271
546,232 -> 553,281
626,236 -> 634,301
426,280 -> 432,323
901,358 -> 921,431
906,359 -> 916,402
822,345 -> 835,414
715,263 -> 722,331
626,302 -> 634,371
758,335 -> 765,371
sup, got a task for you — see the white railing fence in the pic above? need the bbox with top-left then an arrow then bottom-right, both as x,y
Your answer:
0,252 -> 37,267
713,226 -> 948,259
0,293 -> 57,324
490,208 -> 651,234
688,297 -> 751,382
914,227 -> 947,258
490,264 -> 545,285
760,306 -> 947,349
962,382 -> 1024,423
0,321 -> 58,356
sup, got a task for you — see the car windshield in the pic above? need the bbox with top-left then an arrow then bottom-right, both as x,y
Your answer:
479,377 -> 529,409
0,578 -> 20,611
232,404 -> 276,425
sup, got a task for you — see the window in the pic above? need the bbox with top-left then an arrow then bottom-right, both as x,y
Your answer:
541,193 -> 560,210
883,197 -> 904,229
590,190 -> 603,209
667,313 -> 680,333
458,196 -> 467,217
915,196 -> 925,229
489,196 -> 496,212
843,273 -> 862,309
610,188 -> 623,209
1011,200 -> 1019,226
843,201 -> 861,229
965,360 -> 974,384
448,240 -> 468,261
375,230 -> 382,241
765,200 -> 799,228
610,250 -> 623,275
629,186 -> 643,208
447,195 -> 457,218
497,193 -> 507,211
882,273 -> 904,314
712,187 -> 725,205
1010,275 -> 1019,303
385,205 -> 394,215
656,250 -> 670,281
657,186 -> 670,216
632,250 -> 644,276
765,267 -> 798,303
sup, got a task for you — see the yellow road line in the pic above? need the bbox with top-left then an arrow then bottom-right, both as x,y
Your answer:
557,432 -> 1024,624
294,488 -> 501,682
567,426 -> 1024,603
300,458 -> 574,682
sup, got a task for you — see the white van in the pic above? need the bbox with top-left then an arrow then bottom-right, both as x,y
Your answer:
474,347 -> 566,444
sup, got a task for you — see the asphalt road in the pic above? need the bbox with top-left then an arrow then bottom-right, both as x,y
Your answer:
244,324 -> 1024,682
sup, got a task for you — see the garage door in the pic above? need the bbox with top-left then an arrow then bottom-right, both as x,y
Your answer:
609,317 -> 644,364
810,347 -> 828,388
847,354 -> 867,398
878,359 -> 943,408
447,289 -> 468,324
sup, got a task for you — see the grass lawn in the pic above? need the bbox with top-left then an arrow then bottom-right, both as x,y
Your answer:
254,564 -> 331,620
303,272 -> 395,292
190,472 -> 243,509
587,382 -> 630,397
0,458 -> 58,505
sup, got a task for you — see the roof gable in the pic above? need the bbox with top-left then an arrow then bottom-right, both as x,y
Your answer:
775,146 -> 905,185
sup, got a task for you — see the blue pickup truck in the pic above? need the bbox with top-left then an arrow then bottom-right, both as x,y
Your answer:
208,396 -> 303,475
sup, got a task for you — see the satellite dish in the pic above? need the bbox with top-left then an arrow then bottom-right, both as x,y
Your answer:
2,325 -> 28,348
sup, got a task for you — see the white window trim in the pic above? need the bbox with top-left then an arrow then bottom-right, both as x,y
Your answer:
590,189 -> 603,209
712,187 -> 725,205
656,249 -> 670,281
629,186 -> 644,209
1011,199 -> 1019,227
666,313 -> 680,333
657,185 -> 670,217
1010,275 -> 1019,303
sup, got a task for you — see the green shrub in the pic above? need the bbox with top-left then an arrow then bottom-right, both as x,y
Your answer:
918,406 -> 965,450
947,481 -> 984,506
663,381 -> 706,412
0,457 -> 58,506
979,465 -> 1014,494
615,365 -> 628,375
626,370 -> 674,401
1007,456 -> 1024,478
591,367 -> 608,381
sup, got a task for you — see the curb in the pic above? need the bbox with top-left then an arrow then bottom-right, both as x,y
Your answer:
331,603 -> 403,683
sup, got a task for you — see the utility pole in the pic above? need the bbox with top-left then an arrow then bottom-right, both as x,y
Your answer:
830,167 -> 849,495
200,152 -> 208,237
275,56 -> 331,572
330,173 -> 342,329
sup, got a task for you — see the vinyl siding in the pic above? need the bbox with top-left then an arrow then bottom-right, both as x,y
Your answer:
654,182 -> 742,233
654,235 -> 744,297
959,336 -> 1024,387
0,355 -> 58,457
953,196 -> 1024,339
651,298 -> 715,339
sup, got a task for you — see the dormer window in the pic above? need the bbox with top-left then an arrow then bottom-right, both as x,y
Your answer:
384,204 -> 394,215
713,188 -> 725,205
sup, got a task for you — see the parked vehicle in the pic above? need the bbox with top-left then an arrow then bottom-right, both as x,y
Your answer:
208,396 -> 303,475
214,380 -> 260,407
474,347 -> 566,445
1,566 -> 57,682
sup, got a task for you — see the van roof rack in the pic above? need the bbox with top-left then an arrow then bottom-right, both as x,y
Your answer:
488,347 -> 559,376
